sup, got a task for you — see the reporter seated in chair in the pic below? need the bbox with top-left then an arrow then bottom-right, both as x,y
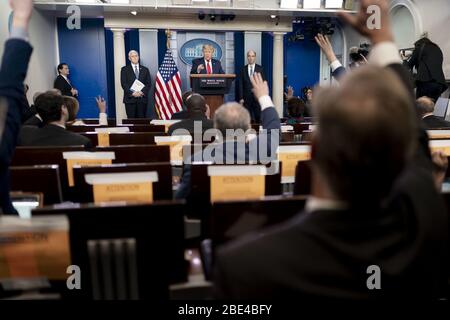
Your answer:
168,93 -> 213,136
417,96 -> 450,129
18,92 -> 92,147
65,95 -> 108,126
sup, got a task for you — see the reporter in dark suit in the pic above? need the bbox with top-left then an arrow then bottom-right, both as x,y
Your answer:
214,0 -> 448,300
0,0 -> 34,214
54,63 -> 78,97
404,37 -> 447,101
168,93 -> 213,136
171,91 -> 193,120
176,73 -> 280,199
18,92 -> 91,148
190,45 -> 224,75
120,50 -> 151,119
417,96 -> 450,129
238,50 -> 265,122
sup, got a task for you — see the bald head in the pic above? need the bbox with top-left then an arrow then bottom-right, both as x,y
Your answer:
247,50 -> 257,65
313,65 -> 416,206
416,96 -> 435,117
214,102 -> 251,135
186,93 -> 207,116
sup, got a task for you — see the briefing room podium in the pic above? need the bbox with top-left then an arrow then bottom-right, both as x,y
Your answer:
190,74 -> 236,117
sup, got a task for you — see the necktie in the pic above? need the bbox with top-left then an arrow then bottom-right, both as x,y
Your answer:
250,65 -> 254,77
207,61 -> 212,74
134,65 -> 139,79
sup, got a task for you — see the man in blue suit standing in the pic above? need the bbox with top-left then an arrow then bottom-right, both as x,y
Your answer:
190,44 -> 225,75
0,0 -> 34,214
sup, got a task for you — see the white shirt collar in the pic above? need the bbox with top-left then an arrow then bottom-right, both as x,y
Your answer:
132,63 -> 140,69
422,113 -> 434,119
305,196 -> 347,213
61,74 -> 68,81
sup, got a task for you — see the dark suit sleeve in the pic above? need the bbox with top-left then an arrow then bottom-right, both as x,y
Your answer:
190,59 -> 199,74
404,46 -> 419,71
0,39 -> 33,214
332,66 -> 346,81
120,67 -> 132,97
54,76 -> 69,96
238,67 -> 244,101
217,61 -> 225,74
260,66 -> 266,82
259,107 -> 281,159
142,68 -> 151,97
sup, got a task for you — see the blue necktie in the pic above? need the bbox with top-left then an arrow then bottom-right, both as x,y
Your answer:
134,65 -> 139,79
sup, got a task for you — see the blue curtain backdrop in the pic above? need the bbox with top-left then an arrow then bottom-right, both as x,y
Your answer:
57,20 -> 321,119
285,24 -> 320,98
57,18 -> 108,118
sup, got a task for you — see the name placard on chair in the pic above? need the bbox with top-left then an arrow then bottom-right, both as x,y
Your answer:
154,135 -> 192,166
208,165 -> 266,202
277,145 -> 311,183
429,139 -> 450,155
95,127 -> 130,147
0,215 -> 71,284
85,171 -> 159,204
63,152 -> 116,187
427,130 -> 450,140
150,120 -> 181,133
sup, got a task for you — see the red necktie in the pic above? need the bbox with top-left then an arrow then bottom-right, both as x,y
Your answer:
207,61 -> 212,74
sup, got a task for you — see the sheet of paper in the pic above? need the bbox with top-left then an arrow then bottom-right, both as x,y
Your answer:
130,79 -> 145,92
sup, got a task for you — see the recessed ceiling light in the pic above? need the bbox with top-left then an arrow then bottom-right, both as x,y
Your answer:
270,15 -> 277,19
131,11 -> 137,16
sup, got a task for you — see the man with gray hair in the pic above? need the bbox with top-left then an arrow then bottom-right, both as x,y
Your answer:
120,50 -> 151,118
176,73 -> 280,199
416,96 -> 450,129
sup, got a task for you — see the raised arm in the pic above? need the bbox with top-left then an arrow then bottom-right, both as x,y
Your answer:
0,0 -> 34,214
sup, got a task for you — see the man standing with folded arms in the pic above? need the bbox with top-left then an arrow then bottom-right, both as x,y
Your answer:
120,50 -> 151,119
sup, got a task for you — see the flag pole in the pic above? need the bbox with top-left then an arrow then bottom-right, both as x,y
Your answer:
166,29 -> 171,50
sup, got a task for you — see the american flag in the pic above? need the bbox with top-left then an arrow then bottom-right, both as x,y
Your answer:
155,49 -> 183,120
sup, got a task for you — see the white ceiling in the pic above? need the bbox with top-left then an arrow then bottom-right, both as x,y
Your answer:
33,0 -> 356,18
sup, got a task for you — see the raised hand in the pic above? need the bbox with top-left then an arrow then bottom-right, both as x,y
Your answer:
197,64 -> 205,73
250,72 -> 269,100
315,33 -> 338,64
9,0 -> 33,29
338,0 -> 393,44
95,96 -> 107,113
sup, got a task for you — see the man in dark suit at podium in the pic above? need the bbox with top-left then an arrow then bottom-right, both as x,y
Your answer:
54,63 -> 78,97
238,50 -> 265,122
190,44 -> 224,75
120,50 -> 151,118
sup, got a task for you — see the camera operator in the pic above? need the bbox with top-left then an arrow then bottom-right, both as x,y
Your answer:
315,33 -> 371,82
349,43 -> 370,68
402,36 -> 447,101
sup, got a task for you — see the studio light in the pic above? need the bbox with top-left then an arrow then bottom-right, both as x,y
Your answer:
280,0 -> 298,9
303,0 -> 321,9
